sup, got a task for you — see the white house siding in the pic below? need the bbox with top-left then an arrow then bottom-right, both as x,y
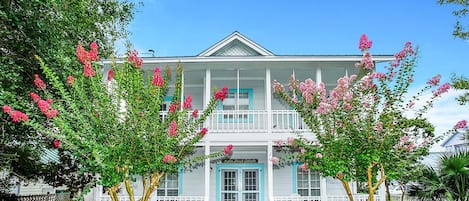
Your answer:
182,165 -> 205,196
272,165 -> 294,196
325,177 -> 351,196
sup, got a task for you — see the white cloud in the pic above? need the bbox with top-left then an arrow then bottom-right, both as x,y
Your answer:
406,87 -> 469,151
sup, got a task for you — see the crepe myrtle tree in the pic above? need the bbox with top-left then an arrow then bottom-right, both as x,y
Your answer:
2,42 -> 233,201
272,34 -> 464,201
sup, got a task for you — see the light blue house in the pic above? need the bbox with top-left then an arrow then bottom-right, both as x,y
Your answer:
90,31 -> 394,201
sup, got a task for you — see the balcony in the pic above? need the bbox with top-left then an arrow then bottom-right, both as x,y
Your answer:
161,110 -> 310,134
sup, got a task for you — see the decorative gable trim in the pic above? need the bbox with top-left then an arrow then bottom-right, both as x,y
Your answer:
198,31 -> 274,56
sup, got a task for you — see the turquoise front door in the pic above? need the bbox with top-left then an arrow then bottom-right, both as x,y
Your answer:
216,164 -> 264,201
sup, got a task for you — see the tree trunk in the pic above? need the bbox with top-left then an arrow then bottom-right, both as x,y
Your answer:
336,173 -> 354,201
125,179 -> 135,201
367,163 -> 386,201
384,180 -> 391,201
139,171 -> 165,201
108,183 -> 121,201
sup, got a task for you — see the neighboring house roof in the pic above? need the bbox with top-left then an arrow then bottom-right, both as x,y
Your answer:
40,148 -> 59,164
198,31 -> 274,56
441,130 -> 468,148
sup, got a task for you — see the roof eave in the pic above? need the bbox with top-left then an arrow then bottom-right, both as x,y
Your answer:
102,55 -> 395,64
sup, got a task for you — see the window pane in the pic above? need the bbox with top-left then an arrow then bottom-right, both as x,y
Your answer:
222,193 -> 237,201
167,190 -> 178,196
311,189 -> 320,196
298,189 -> 309,196
239,92 -> 249,99
297,167 -> 321,196
223,170 -> 237,191
157,190 -> 165,196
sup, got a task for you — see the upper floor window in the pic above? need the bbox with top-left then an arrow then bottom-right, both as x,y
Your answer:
218,88 -> 253,122
293,163 -> 321,197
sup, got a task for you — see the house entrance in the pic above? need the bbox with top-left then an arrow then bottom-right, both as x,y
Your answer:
216,164 -> 264,201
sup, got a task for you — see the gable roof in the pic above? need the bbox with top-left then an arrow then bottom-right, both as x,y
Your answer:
441,130 -> 468,147
198,31 -> 274,57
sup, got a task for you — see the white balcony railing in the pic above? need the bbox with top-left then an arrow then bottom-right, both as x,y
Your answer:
274,196 -> 321,201
99,196 -> 205,201
205,110 -> 310,133
160,110 -> 309,134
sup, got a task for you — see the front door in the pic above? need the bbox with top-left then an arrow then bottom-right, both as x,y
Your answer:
216,164 -> 264,201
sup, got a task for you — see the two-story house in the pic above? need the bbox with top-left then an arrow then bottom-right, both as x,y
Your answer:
91,31 -> 394,201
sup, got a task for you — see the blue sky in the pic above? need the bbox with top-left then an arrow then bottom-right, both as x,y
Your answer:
124,0 -> 469,147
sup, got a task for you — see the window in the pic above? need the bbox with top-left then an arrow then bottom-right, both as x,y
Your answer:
156,173 -> 179,196
218,88 -> 253,122
293,164 -> 320,196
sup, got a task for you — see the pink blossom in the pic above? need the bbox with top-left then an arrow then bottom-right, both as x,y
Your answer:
287,137 -> 295,145
300,148 -> 306,155
192,109 -> 198,118
315,153 -> 323,159
373,122 -> 383,132
400,135 -> 409,144
370,72 -> 386,80
37,99 -> 50,112
272,80 -> 285,93
66,76 -> 75,85
291,95 -> 298,103
10,110 -> 29,122
46,99 -> 54,104
358,34 -> 373,51
34,74 -> 46,90
89,42 -> 99,61
44,109 -> 58,119
163,154 -> 177,164
90,41 -> 98,50
433,83 -> 451,97
83,61 -> 96,77
274,139 -> 282,146
169,103 -> 178,113
183,95 -> 192,109
356,52 -> 374,70
107,69 -> 115,81
168,121 -> 177,137
152,68 -> 164,87
300,163 -> 308,171
215,86 -> 229,101
427,74 -> 441,86
29,92 -> 41,103
270,157 -> 279,165
3,105 -> 12,114
199,128 -> 208,137
454,120 -> 467,129
316,102 -> 329,114
407,142 -> 415,152
224,144 -> 233,155
127,50 -> 143,68
76,43 -> 89,63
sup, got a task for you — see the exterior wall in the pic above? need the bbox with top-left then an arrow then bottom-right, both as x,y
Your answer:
273,166 -> 294,196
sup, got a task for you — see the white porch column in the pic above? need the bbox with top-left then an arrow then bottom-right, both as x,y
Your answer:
204,141 -> 211,201
320,177 -> 327,201
204,68 -> 211,109
267,141 -> 274,201
204,69 -> 211,128
316,67 -> 322,84
265,67 -> 272,133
